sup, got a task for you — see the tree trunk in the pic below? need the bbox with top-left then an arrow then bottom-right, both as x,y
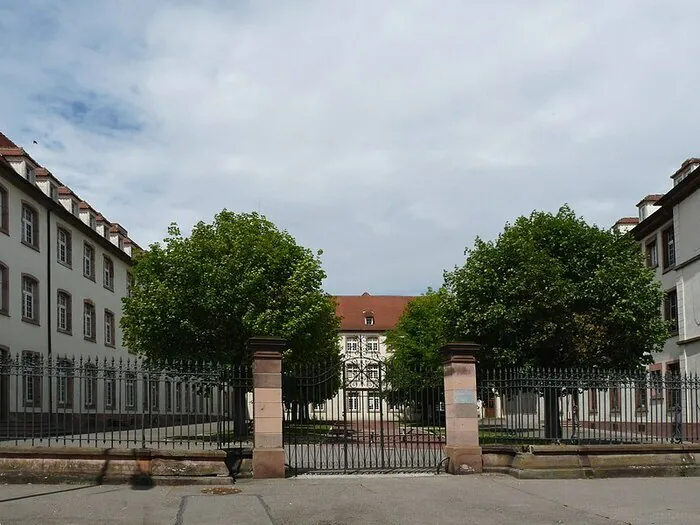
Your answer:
543,387 -> 562,440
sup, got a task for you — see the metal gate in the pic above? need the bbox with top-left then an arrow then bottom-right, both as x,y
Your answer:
283,357 -> 445,474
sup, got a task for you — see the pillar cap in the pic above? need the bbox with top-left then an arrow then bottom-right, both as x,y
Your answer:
248,337 -> 286,357
440,342 -> 479,364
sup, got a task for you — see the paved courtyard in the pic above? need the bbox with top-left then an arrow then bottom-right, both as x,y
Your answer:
1,474 -> 699,524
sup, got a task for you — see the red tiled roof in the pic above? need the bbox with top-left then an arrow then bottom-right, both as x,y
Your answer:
0,132 -> 19,148
334,293 -> 415,332
636,194 -> 664,207
615,217 -> 639,225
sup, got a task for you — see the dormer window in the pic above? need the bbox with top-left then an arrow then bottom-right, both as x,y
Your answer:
71,201 -> 79,216
25,166 -> 35,183
89,214 -> 96,230
50,184 -> 58,202
365,315 -> 375,326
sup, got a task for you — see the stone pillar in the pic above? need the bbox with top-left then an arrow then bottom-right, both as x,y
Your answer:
441,342 -> 482,474
249,337 -> 286,479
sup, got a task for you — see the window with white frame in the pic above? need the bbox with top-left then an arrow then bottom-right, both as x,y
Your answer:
185,384 -> 191,412
21,275 -> 38,323
368,364 -> 380,381
104,369 -> 115,409
57,227 -> 72,267
150,380 -> 160,411
84,364 -> 97,408
57,359 -> 73,407
83,243 -> 95,279
103,256 -> 114,291
346,363 -> 360,383
83,301 -> 96,341
125,373 -> 136,409
367,393 -> 381,412
364,315 -> 374,326
21,204 -> 38,248
346,391 -> 359,411
345,337 -> 358,355
127,272 -> 134,297
366,337 -> 379,356
23,351 -> 41,407
57,291 -> 71,333
313,402 -> 326,411
104,310 -> 115,346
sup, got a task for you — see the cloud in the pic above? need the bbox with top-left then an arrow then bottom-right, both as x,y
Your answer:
1,0 -> 699,294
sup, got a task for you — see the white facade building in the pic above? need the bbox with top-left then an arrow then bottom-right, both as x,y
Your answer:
0,132 -> 140,423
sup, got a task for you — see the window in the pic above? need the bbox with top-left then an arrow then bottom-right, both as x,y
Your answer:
367,337 -> 379,356
0,263 -> 7,315
635,378 -> 648,411
127,272 -> 134,297
83,243 -> 95,279
650,369 -> 664,401
104,310 -> 115,347
609,385 -> 621,414
83,301 -> 96,341
149,380 -> 159,411
346,363 -> 360,383
21,203 -> 38,248
185,384 -> 191,412
71,201 -> 79,216
646,240 -> 658,268
662,227 -> 676,269
165,381 -> 172,412
313,402 -> 326,411
56,291 -> 72,333
365,315 -> 375,326
84,364 -> 97,408
89,214 -> 96,230
23,352 -> 42,407
588,389 -> 598,413
57,227 -> 72,267
125,373 -> 136,409
346,337 -> 358,355
0,184 -> 8,234
666,363 -> 682,410
347,391 -> 359,411
21,275 -> 39,323
103,256 -> 114,290
368,364 -> 380,381
175,382 -> 182,412
104,370 -> 115,409
664,289 -> 679,335
367,393 -> 381,412
56,359 -> 73,408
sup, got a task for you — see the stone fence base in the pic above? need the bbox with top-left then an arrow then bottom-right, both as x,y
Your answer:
483,443 -> 700,479
0,447 -> 252,485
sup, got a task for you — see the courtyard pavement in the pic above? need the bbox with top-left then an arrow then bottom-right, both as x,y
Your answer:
1,474 -> 698,524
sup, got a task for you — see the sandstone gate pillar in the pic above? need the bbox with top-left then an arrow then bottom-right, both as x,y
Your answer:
249,337 -> 286,479
441,342 -> 482,474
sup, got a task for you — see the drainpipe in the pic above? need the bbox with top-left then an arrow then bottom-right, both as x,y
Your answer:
46,208 -> 53,430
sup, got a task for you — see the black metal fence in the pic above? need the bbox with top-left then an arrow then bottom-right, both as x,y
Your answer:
478,368 -> 700,446
0,353 -> 252,449
283,358 -> 446,474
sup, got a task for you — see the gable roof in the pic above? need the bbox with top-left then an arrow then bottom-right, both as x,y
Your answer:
334,293 -> 415,331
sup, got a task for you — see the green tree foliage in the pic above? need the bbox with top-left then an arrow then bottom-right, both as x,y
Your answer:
121,210 -> 340,367
385,289 -> 450,389
444,205 -> 668,370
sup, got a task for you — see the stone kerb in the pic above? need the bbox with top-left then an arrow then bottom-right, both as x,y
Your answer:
249,337 -> 286,479
440,342 -> 482,474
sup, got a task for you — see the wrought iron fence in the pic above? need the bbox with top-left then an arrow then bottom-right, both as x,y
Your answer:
283,358 -> 445,474
0,353 -> 252,449
478,368 -> 700,446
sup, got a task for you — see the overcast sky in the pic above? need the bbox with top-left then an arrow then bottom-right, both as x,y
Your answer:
1,1 -> 698,295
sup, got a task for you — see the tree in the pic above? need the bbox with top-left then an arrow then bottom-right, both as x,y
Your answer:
121,211 -> 341,429
384,290 -> 450,424
444,205 -> 668,437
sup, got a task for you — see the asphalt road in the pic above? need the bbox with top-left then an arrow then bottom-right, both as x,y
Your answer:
1,474 -> 698,524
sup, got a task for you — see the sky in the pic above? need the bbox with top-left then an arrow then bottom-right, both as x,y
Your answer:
1,0 -> 699,295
